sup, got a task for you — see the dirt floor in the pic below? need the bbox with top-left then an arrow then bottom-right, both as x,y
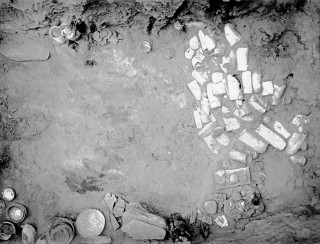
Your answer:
0,0 -> 320,243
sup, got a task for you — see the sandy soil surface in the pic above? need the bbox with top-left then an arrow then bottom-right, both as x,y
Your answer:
0,0 -> 320,243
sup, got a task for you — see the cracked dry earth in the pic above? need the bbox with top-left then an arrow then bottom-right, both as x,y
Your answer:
0,0 -> 320,243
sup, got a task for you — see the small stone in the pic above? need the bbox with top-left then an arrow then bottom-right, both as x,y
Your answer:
203,200 -> 217,214
229,174 -> 239,183
92,31 -> 100,40
215,215 -> 228,228
100,29 -> 111,38
283,96 -> 292,104
99,38 -> 107,46
110,213 -> 120,230
121,220 -> 166,240
173,21 -> 183,31
290,155 -> 307,166
22,224 -> 36,244
140,41 -> 152,53
109,35 -> 118,44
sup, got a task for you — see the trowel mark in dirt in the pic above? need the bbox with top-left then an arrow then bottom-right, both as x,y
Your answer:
0,145 -> 11,172
65,174 -> 103,194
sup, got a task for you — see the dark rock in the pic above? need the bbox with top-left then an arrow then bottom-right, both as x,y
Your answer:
168,213 -> 191,243
121,220 -> 166,240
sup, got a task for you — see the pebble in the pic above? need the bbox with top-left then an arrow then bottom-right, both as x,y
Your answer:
99,38 -> 107,46
92,31 -> 100,40
283,96 -> 292,104
140,41 -> 152,53
109,35 -> 118,44
290,154 -> 307,166
100,29 -> 111,38
173,21 -> 184,31
203,200 -> 217,214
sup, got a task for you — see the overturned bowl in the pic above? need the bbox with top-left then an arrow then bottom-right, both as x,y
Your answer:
6,203 -> 28,223
2,188 -> 15,202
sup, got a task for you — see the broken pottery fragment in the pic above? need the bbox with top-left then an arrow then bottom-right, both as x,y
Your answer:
140,41 -> 152,53
207,84 -> 222,108
185,47 -> 194,59
291,114 -> 311,127
273,121 -> 291,139
216,132 -> 230,146
241,71 -> 253,94
223,117 -> 240,131
255,124 -> 286,150
204,35 -> 215,51
227,75 -> 243,100
239,114 -> 254,122
22,224 -> 36,244
198,122 -> 214,138
221,106 -> 230,113
236,47 -> 248,71
200,109 -> 210,123
239,129 -> 268,153
229,150 -> 252,164
192,70 -> 208,85
198,30 -> 207,51
193,110 -> 203,129
211,81 -> 227,95
122,220 -> 166,240
224,24 -> 242,46
210,114 -> 217,122
262,81 -> 274,96
272,84 -> 286,105
215,215 -> 228,228
252,71 -> 262,93
203,134 -> 221,154
286,132 -> 308,155
212,72 -> 224,83
249,94 -> 267,113
122,203 -> 167,228
289,154 -> 307,166
189,36 -> 200,50
238,102 -> 251,117
110,213 -> 120,230
104,193 -> 117,210
192,50 -> 205,67
201,97 -> 210,115
188,80 -> 202,100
